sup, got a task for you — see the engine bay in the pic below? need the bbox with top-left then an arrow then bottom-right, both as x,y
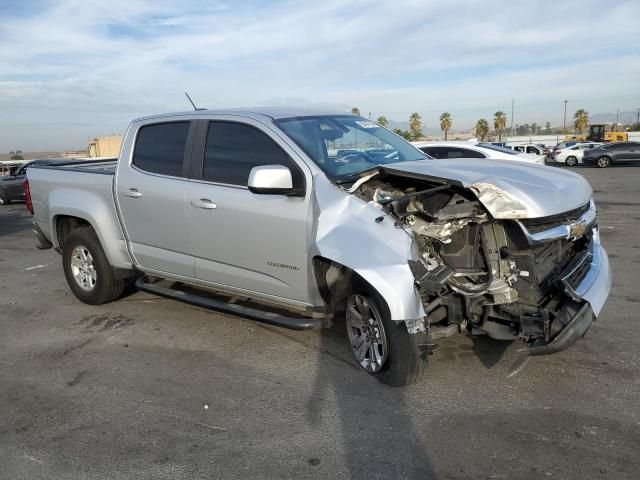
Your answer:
350,171 -> 595,348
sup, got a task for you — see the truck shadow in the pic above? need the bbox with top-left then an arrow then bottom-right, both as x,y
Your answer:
308,317 -> 439,479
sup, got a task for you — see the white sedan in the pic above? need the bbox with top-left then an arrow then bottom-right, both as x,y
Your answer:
411,141 -> 546,165
553,142 -> 603,166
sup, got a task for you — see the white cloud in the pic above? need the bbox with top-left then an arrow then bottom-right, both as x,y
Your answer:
0,0 -> 639,150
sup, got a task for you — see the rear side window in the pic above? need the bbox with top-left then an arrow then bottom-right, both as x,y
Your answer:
203,122 -> 302,187
133,122 -> 190,177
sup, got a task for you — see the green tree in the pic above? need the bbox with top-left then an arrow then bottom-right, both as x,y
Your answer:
409,112 -> 423,140
376,116 -> 389,128
10,154 -> 24,160
544,122 -> 552,134
439,112 -> 452,140
574,109 -> 589,134
393,128 -> 412,140
351,107 -> 361,116
475,118 -> 489,141
494,111 -> 507,141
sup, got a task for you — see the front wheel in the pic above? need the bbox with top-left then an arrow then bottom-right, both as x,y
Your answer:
0,190 -> 10,205
345,290 -> 429,386
596,156 -> 611,168
62,226 -> 125,305
565,156 -> 578,166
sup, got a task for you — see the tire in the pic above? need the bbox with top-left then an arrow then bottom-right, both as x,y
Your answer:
565,156 -> 578,167
0,190 -> 10,205
345,288 -> 429,386
596,156 -> 611,168
62,226 -> 125,305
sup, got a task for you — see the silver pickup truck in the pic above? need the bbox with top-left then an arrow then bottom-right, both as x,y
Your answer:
26,108 -> 611,386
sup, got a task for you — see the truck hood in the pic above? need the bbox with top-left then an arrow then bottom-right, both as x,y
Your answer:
380,158 -> 592,219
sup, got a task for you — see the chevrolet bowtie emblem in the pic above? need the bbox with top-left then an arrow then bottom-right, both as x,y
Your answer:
569,222 -> 587,239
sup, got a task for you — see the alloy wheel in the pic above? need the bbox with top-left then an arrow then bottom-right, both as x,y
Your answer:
345,294 -> 389,373
70,245 -> 97,291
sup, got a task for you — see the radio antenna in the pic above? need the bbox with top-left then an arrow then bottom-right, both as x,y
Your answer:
185,91 -> 205,111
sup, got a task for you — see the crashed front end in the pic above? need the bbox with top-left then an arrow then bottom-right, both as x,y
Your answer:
352,167 -> 611,355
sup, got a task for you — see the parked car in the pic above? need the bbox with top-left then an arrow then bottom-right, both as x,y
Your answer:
552,141 -> 580,158
0,159 -> 65,205
582,141 -> 640,168
509,144 -> 547,157
553,142 -> 603,166
26,109 -> 610,386
413,141 -> 545,165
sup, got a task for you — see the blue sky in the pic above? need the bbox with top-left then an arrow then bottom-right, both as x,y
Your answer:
1,0 -> 639,151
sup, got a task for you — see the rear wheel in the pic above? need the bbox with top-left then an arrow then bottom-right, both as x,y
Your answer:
596,156 -> 611,168
345,289 -> 428,386
565,156 -> 578,166
62,226 -> 125,305
0,190 -> 10,205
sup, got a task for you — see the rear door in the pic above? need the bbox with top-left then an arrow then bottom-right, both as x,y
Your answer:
115,120 -> 196,277
185,117 -> 312,304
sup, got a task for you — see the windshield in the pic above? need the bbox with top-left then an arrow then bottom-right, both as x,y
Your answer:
477,144 -> 519,155
275,115 -> 426,180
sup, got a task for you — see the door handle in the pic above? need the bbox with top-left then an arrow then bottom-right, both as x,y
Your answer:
191,198 -> 217,210
124,188 -> 142,198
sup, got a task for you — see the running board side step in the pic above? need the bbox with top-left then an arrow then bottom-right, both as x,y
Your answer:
135,277 -> 325,331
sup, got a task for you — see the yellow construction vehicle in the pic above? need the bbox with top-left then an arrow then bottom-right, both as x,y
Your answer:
565,124 -> 628,143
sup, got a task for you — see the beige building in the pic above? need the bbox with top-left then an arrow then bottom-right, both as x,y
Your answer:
87,135 -> 123,158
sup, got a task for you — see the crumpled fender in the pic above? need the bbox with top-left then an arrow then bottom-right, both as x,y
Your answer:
310,177 -> 425,323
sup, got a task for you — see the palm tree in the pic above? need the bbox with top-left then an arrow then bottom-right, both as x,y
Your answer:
351,107 -> 361,116
494,111 -> 507,142
574,109 -> 589,134
544,121 -> 552,134
475,119 -> 489,141
409,112 -> 423,140
439,112 -> 452,140
376,116 -> 389,128
531,122 -> 539,135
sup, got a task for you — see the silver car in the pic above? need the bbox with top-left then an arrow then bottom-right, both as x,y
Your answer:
26,109 -> 611,386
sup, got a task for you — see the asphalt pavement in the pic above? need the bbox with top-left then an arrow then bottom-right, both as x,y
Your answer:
1,165 -> 639,479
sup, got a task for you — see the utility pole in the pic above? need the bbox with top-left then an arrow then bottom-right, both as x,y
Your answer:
636,108 -> 640,125
563,100 -> 568,132
616,109 -> 619,125
510,98 -> 514,135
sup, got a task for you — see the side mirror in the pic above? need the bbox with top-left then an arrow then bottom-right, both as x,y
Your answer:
248,165 -> 303,196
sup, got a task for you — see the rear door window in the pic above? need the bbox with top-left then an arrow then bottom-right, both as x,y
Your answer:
133,122 -> 190,177
203,121 -> 303,187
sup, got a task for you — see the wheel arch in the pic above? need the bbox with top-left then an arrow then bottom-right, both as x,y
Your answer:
312,255 -> 425,323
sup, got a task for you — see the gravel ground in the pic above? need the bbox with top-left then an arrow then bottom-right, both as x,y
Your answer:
1,164 -> 639,479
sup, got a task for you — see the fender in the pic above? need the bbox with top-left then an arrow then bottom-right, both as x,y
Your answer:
48,187 -> 133,269
310,177 -> 425,322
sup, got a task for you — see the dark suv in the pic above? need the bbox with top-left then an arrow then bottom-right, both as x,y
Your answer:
582,142 -> 640,168
0,159 -> 64,204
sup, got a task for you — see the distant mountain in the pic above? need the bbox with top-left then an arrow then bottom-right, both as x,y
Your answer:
589,111 -> 638,124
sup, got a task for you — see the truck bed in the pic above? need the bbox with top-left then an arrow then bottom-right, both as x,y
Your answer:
30,158 -> 117,175
27,157 -> 133,269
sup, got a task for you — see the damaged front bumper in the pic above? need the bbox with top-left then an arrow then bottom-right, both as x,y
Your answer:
527,229 -> 611,355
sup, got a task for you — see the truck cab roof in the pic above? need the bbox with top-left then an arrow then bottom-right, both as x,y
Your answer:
134,107 -> 350,123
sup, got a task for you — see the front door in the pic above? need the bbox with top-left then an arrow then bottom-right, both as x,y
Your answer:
186,118 -> 312,304
115,120 -> 195,278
